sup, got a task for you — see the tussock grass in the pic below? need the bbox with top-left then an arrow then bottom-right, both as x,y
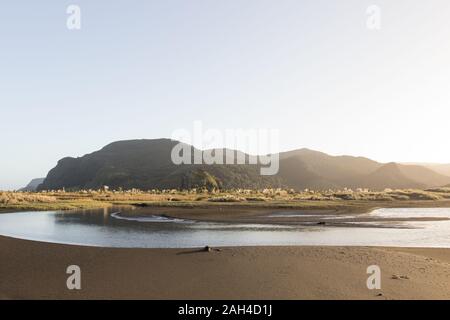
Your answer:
1,187 -> 449,212
0,192 -> 56,205
0,191 -> 109,211
387,189 -> 441,201
208,195 -> 246,202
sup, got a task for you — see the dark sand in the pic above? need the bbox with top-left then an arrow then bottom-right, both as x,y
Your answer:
1,235 -> 450,299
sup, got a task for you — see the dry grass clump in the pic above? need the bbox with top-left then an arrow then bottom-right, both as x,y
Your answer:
0,192 -> 56,205
208,195 -> 246,202
93,193 -> 175,202
387,189 -> 441,201
386,194 -> 410,201
293,194 -> 334,201
425,188 -> 450,199
329,190 -> 444,202
426,187 -> 450,193
245,197 -> 268,202
369,194 -> 395,201
332,193 -> 361,200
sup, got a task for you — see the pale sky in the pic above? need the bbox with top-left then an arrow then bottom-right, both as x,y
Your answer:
1,0 -> 450,190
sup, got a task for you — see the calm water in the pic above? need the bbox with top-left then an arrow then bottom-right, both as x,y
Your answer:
1,207 -> 450,248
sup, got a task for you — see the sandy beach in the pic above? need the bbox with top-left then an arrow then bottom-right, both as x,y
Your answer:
1,235 -> 450,300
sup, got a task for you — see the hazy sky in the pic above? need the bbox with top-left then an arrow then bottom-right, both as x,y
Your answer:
2,0 -> 450,190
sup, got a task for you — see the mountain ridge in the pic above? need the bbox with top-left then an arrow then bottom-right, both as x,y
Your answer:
20,178 -> 46,191
37,139 -> 450,191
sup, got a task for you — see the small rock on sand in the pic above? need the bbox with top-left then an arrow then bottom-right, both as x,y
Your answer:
392,274 -> 409,280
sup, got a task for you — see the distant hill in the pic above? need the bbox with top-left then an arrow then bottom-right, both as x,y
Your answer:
38,139 -> 450,191
278,148 -> 382,189
20,178 -> 45,191
402,163 -> 450,179
424,164 -> 450,178
363,163 -> 424,190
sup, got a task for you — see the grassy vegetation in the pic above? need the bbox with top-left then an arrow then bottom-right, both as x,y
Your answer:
2,187 -> 450,212
0,191 -> 110,211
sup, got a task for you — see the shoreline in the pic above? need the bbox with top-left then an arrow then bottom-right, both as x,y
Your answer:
4,232 -> 450,250
3,201 -> 450,231
4,198 -> 450,215
2,201 -> 450,299
1,235 -> 450,299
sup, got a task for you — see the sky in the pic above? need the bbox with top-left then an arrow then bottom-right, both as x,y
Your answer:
2,0 -> 450,190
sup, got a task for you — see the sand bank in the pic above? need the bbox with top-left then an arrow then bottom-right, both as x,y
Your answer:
1,235 -> 450,299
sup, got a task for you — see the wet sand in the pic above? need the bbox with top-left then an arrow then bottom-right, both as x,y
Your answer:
118,203 -> 450,228
1,235 -> 450,300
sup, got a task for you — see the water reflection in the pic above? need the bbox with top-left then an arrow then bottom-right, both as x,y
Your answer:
1,207 -> 450,248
